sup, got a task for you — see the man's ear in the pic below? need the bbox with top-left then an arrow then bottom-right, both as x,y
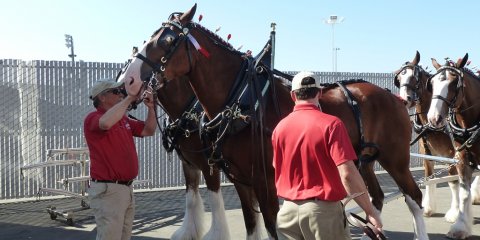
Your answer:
290,91 -> 297,101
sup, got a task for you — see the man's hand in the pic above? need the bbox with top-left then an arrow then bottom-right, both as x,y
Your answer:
143,91 -> 155,109
367,212 -> 383,237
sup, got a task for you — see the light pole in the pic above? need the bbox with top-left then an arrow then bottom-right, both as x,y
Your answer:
324,15 -> 344,72
334,47 -> 340,72
270,22 -> 276,71
64,34 -> 76,64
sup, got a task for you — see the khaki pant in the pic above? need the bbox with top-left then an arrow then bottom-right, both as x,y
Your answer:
88,182 -> 135,240
277,199 -> 351,240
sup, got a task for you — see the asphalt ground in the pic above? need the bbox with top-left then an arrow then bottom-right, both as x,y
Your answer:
1,169 -> 479,240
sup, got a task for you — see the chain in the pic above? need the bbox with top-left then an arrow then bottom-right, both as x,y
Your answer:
416,162 -> 457,187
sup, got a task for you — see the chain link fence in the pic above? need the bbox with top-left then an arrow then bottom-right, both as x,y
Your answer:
0,59 -> 420,201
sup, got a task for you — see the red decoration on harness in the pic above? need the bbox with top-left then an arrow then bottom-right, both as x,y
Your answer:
187,34 -> 210,58
198,48 -> 210,58
198,14 -> 203,22
227,34 -> 231,41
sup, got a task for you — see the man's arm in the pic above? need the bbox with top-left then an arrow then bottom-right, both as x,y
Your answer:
140,92 -> 157,136
337,160 -> 383,232
99,95 -> 136,130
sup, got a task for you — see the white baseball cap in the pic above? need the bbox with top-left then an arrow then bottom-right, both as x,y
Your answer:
291,71 -> 321,91
89,79 -> 124,99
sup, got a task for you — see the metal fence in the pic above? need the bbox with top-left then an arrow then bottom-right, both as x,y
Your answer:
0,59 -> 419,201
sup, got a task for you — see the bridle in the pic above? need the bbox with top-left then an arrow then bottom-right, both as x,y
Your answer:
427,65 -> 480,152
132,12 -> 209,88
394,63 -> 423,103
395,64 -> 448,143
428,65 -> 464,110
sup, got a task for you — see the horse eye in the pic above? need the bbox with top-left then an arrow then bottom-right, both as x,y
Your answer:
401,69 -> 407,75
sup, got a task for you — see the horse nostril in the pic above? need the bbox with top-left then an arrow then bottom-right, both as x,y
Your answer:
128,77 -> 135,85
406,96 -> 412,102
431,115 -> 444,127
437,116 -> 443,125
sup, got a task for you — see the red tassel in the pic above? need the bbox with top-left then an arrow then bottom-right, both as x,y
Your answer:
199,48 -> 210,58
227,34 -> 231,41
198,15 -> 203,22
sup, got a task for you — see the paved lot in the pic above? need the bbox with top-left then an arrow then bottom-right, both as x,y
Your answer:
1,170 -> 479,240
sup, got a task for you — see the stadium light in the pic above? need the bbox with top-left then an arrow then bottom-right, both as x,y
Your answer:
64,34 -> 76,63
324,15 -> 344,72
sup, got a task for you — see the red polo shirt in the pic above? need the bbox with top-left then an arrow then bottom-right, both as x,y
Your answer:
272,103 -> 357,201
84,108 -> 145,181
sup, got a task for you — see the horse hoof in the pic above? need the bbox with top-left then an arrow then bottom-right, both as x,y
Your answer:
423,209 -> 434,217
444,209 -> 458,223
446,230 -> 469,239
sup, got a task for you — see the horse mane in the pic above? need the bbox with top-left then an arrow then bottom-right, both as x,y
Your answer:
194,23 -> 233,48
462,67 -> 480,81
418,64 -> 432,77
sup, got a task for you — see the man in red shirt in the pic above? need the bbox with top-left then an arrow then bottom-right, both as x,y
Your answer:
84,79 -> 156,240
271,71 -> 383,240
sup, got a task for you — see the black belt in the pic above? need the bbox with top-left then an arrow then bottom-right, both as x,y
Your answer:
91,179 -> 134,186
283,197 -> 325,202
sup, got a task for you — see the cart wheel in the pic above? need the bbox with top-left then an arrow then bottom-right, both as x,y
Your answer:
81,199 -> 89,208
66,218 -> 74,226
47,206 -> 57,220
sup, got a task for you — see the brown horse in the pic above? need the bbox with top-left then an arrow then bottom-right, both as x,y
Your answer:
118,4 -> 428,239
394,51 -> 459,220
427,54 -> 480,239
119,52 -> 230,238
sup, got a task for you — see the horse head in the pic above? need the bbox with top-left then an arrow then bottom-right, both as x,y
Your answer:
427,53 -> 468,128
118,4 -> 244,117
116,4 -> 198,96
394,51 -> 431,108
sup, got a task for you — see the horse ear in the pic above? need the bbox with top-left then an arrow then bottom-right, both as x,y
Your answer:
180,3 -> 197,25
412,51 -> 420,65
456,53 -> 469,68
131,46 -> 138,56
431,58 -> 441,70
394,77 -> 400,88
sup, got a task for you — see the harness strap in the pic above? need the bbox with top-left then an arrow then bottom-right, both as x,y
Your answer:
336,80 -> 379,165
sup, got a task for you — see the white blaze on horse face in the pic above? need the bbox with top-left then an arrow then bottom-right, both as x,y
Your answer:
398,68 -> 415,107
117,44 -> 148,96
427,73 -> 450,127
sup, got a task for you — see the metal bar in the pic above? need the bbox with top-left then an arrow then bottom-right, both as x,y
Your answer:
423,171 -> 480,185
47,147 -> 89,157
21,159 -> 89,171
58,177 -> 151,186
58,176 -> 90,185
410,153 -> 459,164
39,188 -> 86,199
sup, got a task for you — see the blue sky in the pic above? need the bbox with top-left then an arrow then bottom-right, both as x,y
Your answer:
1,0 -> 478,73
